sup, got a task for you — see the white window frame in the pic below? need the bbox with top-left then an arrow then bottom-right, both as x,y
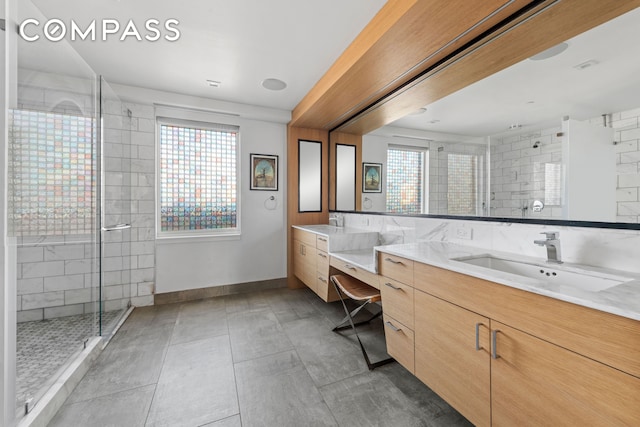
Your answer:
156,116 -> 241,239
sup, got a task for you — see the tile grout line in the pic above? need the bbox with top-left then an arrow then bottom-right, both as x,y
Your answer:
142,304 -> 180,427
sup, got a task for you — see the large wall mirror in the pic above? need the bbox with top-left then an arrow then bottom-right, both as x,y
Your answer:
332,5 -> 640,226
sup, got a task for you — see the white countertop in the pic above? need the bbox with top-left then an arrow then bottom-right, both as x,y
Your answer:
376,241 -> 640,322
292,224 -> 370,236
329,249 -> 377,274
293,225 -> 640,321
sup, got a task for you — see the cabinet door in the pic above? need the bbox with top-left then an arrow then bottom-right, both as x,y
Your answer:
293,239 -> 305,280
415,291 -> 491,427
301,242 -> 317,290
491,321 -> 640,427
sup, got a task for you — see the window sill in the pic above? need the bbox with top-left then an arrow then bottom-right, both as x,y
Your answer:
155,232 -> 241,244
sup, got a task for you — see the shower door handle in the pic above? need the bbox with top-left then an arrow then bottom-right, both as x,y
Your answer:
102,223 -> 131,232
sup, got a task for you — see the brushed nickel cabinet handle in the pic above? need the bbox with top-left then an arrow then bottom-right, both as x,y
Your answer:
384,257 -> 404,265
385,321 -> 401,332
492,329 -> 500,359
344,264 -> 357,270
384,282 -> 402,291
318,253 -> 327,258
318,237 -> 327,242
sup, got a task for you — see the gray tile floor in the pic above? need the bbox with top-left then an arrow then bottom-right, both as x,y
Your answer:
16,310 -> 122,411
49,287 -> 472,427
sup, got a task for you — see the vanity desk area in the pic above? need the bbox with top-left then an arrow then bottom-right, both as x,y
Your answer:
291,224 -> 640,426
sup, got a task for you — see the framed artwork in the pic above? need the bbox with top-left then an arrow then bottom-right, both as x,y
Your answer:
250,153 -> 278,191
362,162 -> 382,193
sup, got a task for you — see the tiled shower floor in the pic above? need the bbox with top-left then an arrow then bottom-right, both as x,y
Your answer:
16,310 -> 123,411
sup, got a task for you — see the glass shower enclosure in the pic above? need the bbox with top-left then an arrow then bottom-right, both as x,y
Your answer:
5,0 -> 133,421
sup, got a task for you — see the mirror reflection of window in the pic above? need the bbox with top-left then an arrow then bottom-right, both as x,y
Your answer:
447,153 -> 480,216
386,145 -> 428,214
544,163 -> 562,206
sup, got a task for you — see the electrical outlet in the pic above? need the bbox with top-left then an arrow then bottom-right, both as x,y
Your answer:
455,225 -> 473,240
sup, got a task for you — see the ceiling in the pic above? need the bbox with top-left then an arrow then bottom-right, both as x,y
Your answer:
385,6 -> 640,139
26,0 -> 387,111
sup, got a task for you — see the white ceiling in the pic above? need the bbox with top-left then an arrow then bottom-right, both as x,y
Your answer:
27,0 -> 387,111
386,6 -> 640,139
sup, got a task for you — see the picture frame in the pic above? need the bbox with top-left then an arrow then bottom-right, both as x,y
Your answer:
362,162 -> 382,193
250,153 -> 278,191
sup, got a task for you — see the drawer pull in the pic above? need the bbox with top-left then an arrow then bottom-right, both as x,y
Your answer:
491,330 -> 500,359
318,237 -> 327,242
384,282 -> 402,291
475,323 -> 483,351
318,253 -> 327,258
385,321 -> 401,332
384,257 -> 404,265
344,264 -> 357,271
318,276 -> 326,282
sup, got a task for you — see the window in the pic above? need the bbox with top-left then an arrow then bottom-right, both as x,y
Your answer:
447,153 -> 479,215
158,119 -> 239,237
386,145 -> 427,214
8,109 -> 96,236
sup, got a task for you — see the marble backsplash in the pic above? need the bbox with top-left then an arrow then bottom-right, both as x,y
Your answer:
342,213 -> 640,274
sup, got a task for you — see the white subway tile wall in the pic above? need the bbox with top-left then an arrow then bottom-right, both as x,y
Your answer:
608,109 -> 640,223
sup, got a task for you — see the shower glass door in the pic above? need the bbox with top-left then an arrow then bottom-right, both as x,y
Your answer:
10,0 -> 101,415
99,77 -> 133,337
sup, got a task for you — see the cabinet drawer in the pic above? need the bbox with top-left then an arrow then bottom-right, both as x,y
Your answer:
316,235 -> 329,252
378,253 -> 414,285
330,256 -> 379,289
316,249 -> 329,271
292,227 -> 317,247
316,273 -> 339,303
380,277 -> 414,329
383,315 -> 414,374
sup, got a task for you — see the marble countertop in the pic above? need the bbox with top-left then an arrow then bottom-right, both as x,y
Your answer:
329,249 -> 377,274
292,224 -> 370,236
292,224 -> 640,321
376,241 -> 640,321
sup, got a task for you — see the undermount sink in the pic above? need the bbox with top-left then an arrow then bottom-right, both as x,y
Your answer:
451,255 -> 633,293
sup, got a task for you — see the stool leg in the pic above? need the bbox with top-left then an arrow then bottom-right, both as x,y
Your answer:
331,278 -> 395,370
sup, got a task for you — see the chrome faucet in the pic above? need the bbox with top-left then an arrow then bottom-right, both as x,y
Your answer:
329,213 -> 344,227
534,231 -> 562,264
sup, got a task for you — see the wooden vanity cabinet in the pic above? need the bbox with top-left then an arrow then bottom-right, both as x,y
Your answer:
415,291 -> 491,427
377,253 -> 416,373
491,321 -> 640,427
409,260 -> 640,427
292,228 -> 337,302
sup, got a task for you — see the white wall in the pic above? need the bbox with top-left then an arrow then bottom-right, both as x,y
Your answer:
112,86 -> 289,294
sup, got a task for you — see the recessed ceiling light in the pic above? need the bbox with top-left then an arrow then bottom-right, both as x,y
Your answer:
261,78 -> 287,91
409,107 -> 427,116
573,59 -> 599,70
529,42 -> 569,61
206,80 -> 221,87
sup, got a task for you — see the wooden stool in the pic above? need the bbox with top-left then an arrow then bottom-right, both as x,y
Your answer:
330,274 -> 394,370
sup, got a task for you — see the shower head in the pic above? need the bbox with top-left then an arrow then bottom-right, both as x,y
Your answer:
532,141 -> 541,149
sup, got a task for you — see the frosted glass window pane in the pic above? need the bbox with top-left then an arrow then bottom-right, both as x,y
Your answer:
159,123 -> 238,233
8,110 -> 96,236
